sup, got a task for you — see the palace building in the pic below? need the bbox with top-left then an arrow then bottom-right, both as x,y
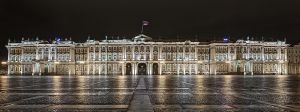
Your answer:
288,43 -> 300,74
6,34 -> 289,75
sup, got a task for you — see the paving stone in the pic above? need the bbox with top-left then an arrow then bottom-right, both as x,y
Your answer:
0,75 -> 299,111
15,95 -> 132,105
0,95 -> 36,104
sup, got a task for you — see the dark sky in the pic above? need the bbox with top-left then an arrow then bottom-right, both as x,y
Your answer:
1,0 -> 300,59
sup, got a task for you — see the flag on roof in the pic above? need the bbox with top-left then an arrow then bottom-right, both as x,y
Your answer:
143,21 -> 149,26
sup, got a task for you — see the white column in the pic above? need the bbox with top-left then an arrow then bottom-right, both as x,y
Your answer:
87,46 -> 90,61
21,48 -> 24,62
247,45 -> 250,59
41,48 -> 44,59
93,46 -> 96,75
228,46 -> 230,61
243,63 -> 246,75
183,46 -> 186,75
183,64 -> 186,75
279,63 -> 282,75
105,64 -> 108,75
20,65 -> 23,75
195,46 -> 198,74
125,46 -> 127,60
87,46 -> 90,74
32,64 -> 35,75
195,64 -> 198,75
87,64 -> 90,75
7,47 -> 11,75
210,46 -> 216,75
159,63 -> 162,75
234,46 -> 237,60
123,46 -> 126,60
132,46 -> 135,60
147,63 -> 149,75
36,47 -> 39,60
70,47 -> 73,61
150,63 -> 153,75
138,46 -> 141,60
195,45 -> 197,61
135,63 -> 138,75
150,46 -> 153,60
93,64 -> 95,75
189,64 -> 192,75
93,45 -> 96,61
160,46 -> 163,60
99,46 -> 101,61
277,46 -> 280,60
99,64 -> 102,75
183,46 -> 185,61
284,47 -> 288,61
144,46 -> 146,60
131,63 -> 135,75
103,64 -> 107,75
7,65 -> 11,75
7,47 -> 11,62
177,64 -> 180,75
48,47 -> 51,61
262,46 -> 265,74
105,45 -> 108,75
122,63 -> 125,75
262,46 -> 265,61
251,62 -> 253,75
55,47 -> 57,61
38,63 -> 42,75
227,47 -> 231,73
176,46 -> 179,75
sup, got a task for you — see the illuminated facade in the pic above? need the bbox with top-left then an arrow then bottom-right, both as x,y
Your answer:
6,34 -> 289,75
288,43 -> 300,74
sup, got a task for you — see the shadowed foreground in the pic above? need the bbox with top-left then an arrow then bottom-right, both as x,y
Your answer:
0,75 -> 300,111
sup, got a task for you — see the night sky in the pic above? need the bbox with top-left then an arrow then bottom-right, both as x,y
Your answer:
1,0 -> 300,60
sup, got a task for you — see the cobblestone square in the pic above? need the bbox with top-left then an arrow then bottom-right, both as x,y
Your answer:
0,75 -> 300,111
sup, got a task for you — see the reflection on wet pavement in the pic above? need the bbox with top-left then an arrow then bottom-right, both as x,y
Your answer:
0,75 -> 300,111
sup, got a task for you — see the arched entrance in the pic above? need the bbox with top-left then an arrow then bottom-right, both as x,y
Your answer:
126,63 -> 132,75
138,63 -> 147,75
152,63 -> 158,75
237,64 -> 242,75
44,64 -> 48,75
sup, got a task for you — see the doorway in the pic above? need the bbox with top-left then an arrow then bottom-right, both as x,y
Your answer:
152,63 -> 158,75
126,63 -> 132,75
137,63 -> 147,75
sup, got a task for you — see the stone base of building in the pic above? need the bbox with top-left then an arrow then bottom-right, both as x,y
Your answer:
5,73 -> 288,75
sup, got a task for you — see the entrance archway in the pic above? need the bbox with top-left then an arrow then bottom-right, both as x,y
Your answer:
237,64 -> 242,75
44,64 -> 48,75
126,63 -> 132,75
138,63 -> 147,75
152,63 -> 158,75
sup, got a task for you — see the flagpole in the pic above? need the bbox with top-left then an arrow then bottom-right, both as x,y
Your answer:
141,23 -> 144,34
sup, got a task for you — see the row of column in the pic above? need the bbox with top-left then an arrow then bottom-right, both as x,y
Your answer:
87,45 -> 201,61
7,62 -> 288,75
